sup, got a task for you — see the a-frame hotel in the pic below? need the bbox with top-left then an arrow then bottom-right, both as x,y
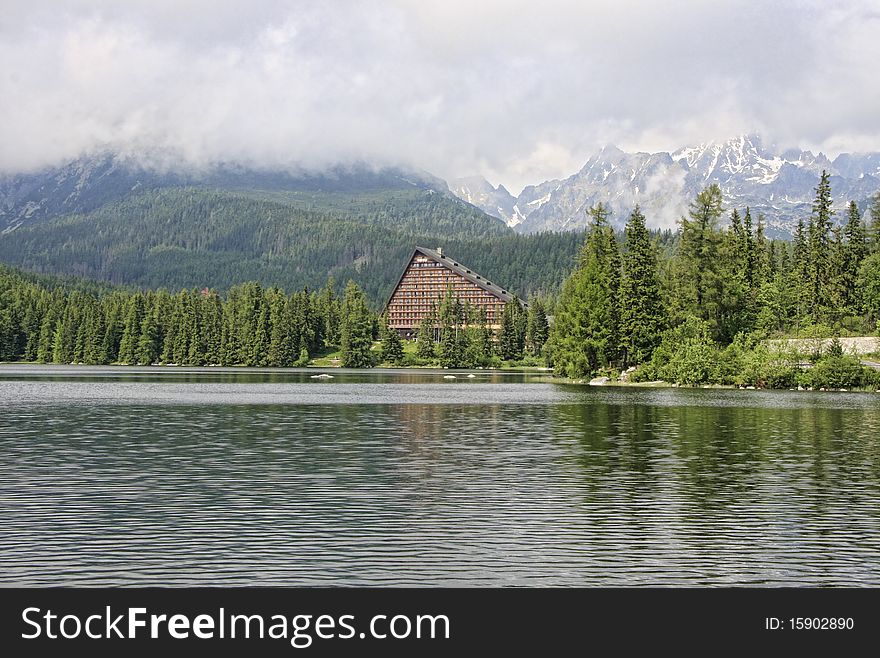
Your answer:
384,246 -> 524,337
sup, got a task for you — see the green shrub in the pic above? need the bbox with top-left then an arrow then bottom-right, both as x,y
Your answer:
643,317 -> 723,385
798,355 -> 875,389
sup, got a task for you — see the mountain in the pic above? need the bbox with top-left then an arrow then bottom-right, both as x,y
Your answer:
0,156 -> 583,303
453,135 -> 880,237
0,154 -> 458,233
449,176 -> 521,228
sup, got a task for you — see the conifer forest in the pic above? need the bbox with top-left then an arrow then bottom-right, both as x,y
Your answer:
1,171 -> 880,388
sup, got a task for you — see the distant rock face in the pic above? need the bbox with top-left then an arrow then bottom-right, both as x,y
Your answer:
452,135 -> 880,237
449,176 -> 520,227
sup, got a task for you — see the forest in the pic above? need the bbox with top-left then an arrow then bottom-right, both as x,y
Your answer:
549,171 -> 880,388
1,171 -> 879,388
0,186 -> 584,304
0,262 -> 550,369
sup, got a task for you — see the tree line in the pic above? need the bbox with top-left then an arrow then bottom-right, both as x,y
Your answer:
0,186 -> 584,306
548,172 -> 880,387
0,264 -> 551,369
0,268 -> 354,367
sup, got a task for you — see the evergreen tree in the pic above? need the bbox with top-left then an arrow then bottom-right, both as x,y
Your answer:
339,281 -> 374,368
841,201 -> 868,315
525,297 -> 549,357
117,294 -> 145,364
415,313 -> 436,360
136,302 -> 160,365
467,306 -> 494,366
717,215 -> 753,341
82,299 -> 107,364
680,184 -> 724,322
171,291 -> 193,364
498,300 -> 524,361
52,296 -> 82,364
202,292 -> 224,365
379,313 -> 404,365
791,217 -> 809,329
618,206 -> 664,365
268,293 -> 295,366
186,291 -> 208,366
774,245 -> 798,331
161,295 -> 183,363
807,170 -> 834,323
743,208 -> 757,288
827,226 -> 848,326
319,278 -> 341,347
753,213 -> 771,287
858,252 -> 880,324
869,192 -> 880,254
438,287 -> 467,368
35,300 -> 59,363
548,202 -> 621,377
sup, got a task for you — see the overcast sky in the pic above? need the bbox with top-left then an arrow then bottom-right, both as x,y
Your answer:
2,0 -> 879,193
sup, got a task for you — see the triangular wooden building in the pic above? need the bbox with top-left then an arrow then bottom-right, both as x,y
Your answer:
384,246 -> 524,337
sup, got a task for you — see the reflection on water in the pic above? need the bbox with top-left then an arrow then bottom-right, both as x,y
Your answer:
1,365 -> 879,586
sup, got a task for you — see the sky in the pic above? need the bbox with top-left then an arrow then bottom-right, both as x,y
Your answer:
2,0 -> 879,194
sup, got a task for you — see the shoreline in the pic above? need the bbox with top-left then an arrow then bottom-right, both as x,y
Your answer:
2,361 -> 878,393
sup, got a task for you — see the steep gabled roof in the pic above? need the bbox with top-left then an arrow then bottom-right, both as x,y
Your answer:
383,246 -> 525,312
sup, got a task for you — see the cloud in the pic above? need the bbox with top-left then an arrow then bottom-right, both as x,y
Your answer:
1,0 -> 879,193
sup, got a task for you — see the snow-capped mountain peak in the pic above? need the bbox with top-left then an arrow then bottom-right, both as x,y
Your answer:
453,135 -> 880,237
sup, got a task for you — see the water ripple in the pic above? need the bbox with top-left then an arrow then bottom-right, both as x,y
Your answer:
1,366 -> 879,586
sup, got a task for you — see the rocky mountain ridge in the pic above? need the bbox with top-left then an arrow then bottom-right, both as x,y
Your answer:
451,135 -> 880,237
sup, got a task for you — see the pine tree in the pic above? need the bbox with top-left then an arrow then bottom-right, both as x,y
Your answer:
82,299 -> 107,364
136,302 -> 160,365
498,300 -> 524,361
171,291 -> 193,364
827,225 -> 847,327
35,295 -> 61,363
858,252 -> 880,324
266,287 -> 290,367
548,202 -> 621,377
202,292 -> 224,365
117,294 -> 145,364
379,313 -> 404,365
185,291 -> 207,366
416,313 -> 436,360
791,217 -> 809,329
339,281 -> 374,368
319,278 -> 341,347
161,296 -> 182,363
715,209 -> 753,341
467,306 -> 494,366
841,201 -> 868,316
525,297 -> 549,357
869,192 -> 880,254
618,206 -> 664,365
807,170 -> 834,323
743,208 -> 757,288
680,184 -> 724,320
753,213 -> 770,287
438,287 -> 467,368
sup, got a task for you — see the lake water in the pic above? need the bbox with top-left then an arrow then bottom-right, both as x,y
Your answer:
1,364 -> 879,586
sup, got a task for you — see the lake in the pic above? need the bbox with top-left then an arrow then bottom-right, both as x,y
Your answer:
1,364 -> 879,586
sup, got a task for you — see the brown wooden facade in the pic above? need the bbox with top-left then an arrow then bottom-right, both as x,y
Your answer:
384,246 -> 522,336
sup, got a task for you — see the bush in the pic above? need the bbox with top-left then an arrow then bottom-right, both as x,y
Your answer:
729,345 -> 798,388
641,317 -> 724,385
798,354 -> 876,389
